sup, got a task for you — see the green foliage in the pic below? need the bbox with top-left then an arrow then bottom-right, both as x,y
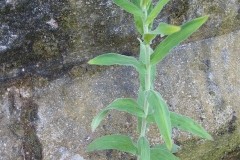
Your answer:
138,137 -> 150,160
153,143 -> 181,154
146,0 -> 170,25
150,16 -> 209,65
87,134 -> 137,155
91,98 -> 145,131
88,53 -> 144,72
147,90 -> 172,150
150,147 -> 180,160
147,112 -> 213,140
170,112 -> 213,140
113,0 -> 142,16
144,23 -> 181,44
87,0 -> 212,159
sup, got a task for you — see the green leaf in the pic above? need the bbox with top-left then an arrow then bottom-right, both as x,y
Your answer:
147,90 -> 172,150
88,53 -> 144,72
143,34 -> 155,45
146,0 -> 170,25
144,23 -> 181,44
171,112 -> 213,140
87,134 -> 137,155
132,0 -> 141,7
134,15 -> 144,35
137,87 -> 145,108
150,64 -> 156,89
137,39 -> 147,91
152,23 -> 181,36
146,2 -> 154,30
138,137 -> 150,160
147,112 -> 213,140
113,0 -> 143,17
153,143 -> 181,154
139,39 -> 147,64
141,0 -> 152,9
137,117 -> 142,133
150,16 -> 209,65
91,98 -> 145,131
137,87 -> 145,133
147,1 -> 153,15
146,114 -> 155,123
151,147 -> 179,160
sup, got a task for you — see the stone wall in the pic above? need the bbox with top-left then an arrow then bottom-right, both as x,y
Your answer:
0,0 -> 240,159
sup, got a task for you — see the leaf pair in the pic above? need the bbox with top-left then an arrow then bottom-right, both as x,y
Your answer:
89,16 -> 209,68
147,90 -> 213,151
87,134 -> 179,160
146,111 -> 213,140
113,0 -> 157,26
150,16 -> 209,65
118,0 -> 169,35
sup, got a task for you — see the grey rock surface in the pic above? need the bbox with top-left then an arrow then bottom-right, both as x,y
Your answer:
0,0 -> 240,160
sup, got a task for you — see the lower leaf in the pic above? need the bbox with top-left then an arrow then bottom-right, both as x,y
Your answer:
151,147 -> 179,160
147,112 -> 213,140
171,112 -> 213,140
138,137 -> 150,160
91,98 -> 144,131
87,134 -> 137,155
147,90 -> 173,150
153,143 -> 181,154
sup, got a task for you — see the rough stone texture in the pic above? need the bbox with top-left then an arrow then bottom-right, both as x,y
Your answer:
0,0 -> 240,159
1,0 -> 240,82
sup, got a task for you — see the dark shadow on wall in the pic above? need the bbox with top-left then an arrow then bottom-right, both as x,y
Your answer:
0,0 -> 80,84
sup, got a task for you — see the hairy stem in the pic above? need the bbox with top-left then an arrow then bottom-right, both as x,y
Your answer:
138,7 -> 152,160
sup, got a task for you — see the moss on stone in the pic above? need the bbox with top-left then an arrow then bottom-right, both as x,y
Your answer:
177,123 -> 240,160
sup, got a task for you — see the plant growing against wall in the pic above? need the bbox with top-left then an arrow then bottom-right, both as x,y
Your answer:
87,0 -> 213,159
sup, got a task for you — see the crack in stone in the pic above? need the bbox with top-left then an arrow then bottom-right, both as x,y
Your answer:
6,87 -> 43,160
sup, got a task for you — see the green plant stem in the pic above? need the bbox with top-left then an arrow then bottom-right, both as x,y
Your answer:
138,7 -> 152,160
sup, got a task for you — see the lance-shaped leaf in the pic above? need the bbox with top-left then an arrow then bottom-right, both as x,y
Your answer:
145,23 -> 181,42
134,15 -> 144,35
141,0 -> 152,9
150,64 -> 156,89
138,39 -> 147,91
113,0 -> 143,17
137,87 -> 145,133
150,147 -> 179,160
147,2 -> 154,30
153,143 -> 180,153
88,53 -> 144,72
139,38 -> 147,64
147,112 -> 213,140
138,137 -> 150,160
171,112 -> 213,140
87,134 -> 137,155
150,16 -> 209,65
132,0 -> 141,7
152,23 -> 181,36
147,90 -> 172,150
146,0 -> 169,25
144,23 -> 181,44
91,98 -> 145,131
